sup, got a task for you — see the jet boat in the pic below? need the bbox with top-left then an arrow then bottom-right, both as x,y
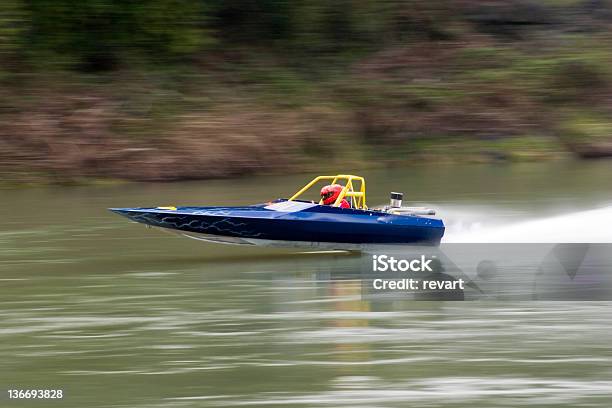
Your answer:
110,174 -> 444,250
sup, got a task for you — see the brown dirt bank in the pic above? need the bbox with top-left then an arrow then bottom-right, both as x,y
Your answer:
0,85 -> 586,185
0,95 -> 357,183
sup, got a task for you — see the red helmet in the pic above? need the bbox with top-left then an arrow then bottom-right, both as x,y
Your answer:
320,184 -> 344,205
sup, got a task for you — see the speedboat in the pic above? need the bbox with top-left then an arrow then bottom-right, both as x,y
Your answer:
110,174 -> 445,250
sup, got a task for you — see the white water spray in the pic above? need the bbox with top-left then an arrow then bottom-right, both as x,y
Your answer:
442,205 -> 612,243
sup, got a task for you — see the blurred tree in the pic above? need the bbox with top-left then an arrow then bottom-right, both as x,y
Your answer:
26,0 -> 211,71
0,0 -> 28,64
211,0 -> 292,43
210,0 -> 392,54
5,0 -> 464,71
288,0 -> 387,53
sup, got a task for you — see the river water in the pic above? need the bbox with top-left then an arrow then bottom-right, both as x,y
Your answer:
2,160 -> 612,407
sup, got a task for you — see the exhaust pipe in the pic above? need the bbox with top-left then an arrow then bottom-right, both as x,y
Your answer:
390,192 -> 403,208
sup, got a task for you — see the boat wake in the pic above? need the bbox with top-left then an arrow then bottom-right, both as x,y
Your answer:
443,205 -> 612,243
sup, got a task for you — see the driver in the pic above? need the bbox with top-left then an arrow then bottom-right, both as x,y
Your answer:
320,184 -> 350,208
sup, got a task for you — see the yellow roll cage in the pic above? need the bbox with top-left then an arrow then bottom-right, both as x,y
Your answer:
289,174 -> 367,210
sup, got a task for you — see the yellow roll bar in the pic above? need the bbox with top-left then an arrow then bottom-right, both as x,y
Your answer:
289,174 -> 367,210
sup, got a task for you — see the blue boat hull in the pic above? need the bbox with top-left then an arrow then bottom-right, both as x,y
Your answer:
110,200 -> 444,247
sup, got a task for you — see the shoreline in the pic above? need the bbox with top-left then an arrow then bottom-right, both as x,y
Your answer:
0,147 -> 574,189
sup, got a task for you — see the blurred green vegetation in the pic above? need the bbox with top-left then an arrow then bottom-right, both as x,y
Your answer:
3,1 -> 612,183
2,1 -> 456,70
